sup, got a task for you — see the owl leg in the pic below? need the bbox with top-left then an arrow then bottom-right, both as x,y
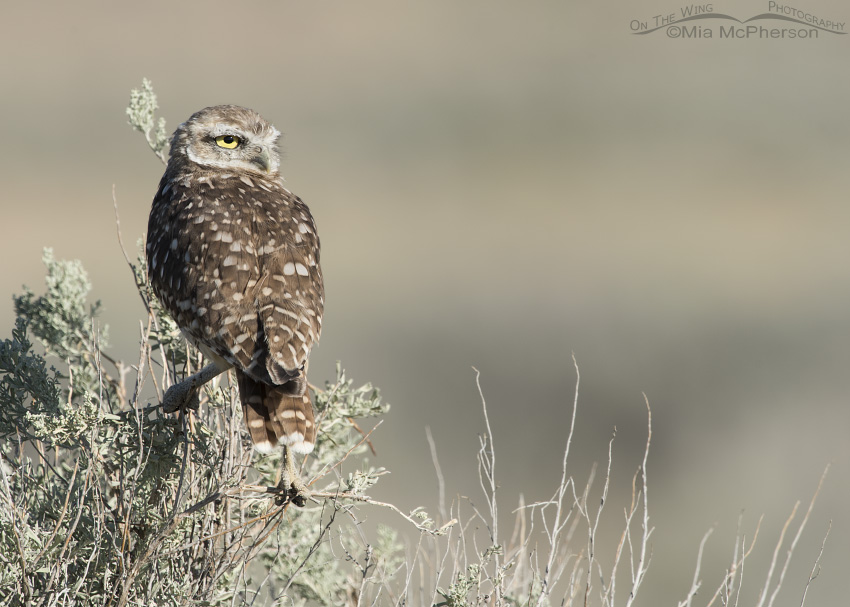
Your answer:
276,445 -> 310,507
162,363 -> 226,413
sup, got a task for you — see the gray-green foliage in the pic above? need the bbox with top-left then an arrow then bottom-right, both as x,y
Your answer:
0,318 -> 62,441
126,78 -> 169,162
0,250 -> 403,606
14,248 -> 106,363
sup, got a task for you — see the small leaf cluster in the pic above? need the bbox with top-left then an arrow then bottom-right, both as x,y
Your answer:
126,78 -> 169,162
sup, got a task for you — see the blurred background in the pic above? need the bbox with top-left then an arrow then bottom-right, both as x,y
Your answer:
1,0 -> 847,603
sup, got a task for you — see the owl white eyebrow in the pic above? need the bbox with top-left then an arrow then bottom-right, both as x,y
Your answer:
208,125 -> 248,138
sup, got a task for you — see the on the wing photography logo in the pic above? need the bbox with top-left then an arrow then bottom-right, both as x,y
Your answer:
631,2 -> 846,39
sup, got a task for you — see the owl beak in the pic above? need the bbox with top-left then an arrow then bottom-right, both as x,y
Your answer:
252,147 -> 273,173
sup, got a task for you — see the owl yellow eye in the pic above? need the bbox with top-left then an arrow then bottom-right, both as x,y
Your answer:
215,135 -> 241,149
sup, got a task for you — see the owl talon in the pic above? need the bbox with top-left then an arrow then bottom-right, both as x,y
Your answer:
276,446 -> 310,507
274,483 -> 309,508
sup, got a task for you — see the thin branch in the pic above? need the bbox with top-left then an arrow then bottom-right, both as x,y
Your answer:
0,459 -> 30,603
31,459 -> 80,567
800,521 -> 831,607
425,425 -> 448,523
112,185 -> 136,272
309,491 -> 457,536
309,420 -> 383,486
624,394 -> 653,607
678,526 -> 714,607
705,516 -> 764,607
766,464 -> 830,607
535,354 -> 582,607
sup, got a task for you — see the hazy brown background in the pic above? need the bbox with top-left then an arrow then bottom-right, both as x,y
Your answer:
1,0 -> 848,603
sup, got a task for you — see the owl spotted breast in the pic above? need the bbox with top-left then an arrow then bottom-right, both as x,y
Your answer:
147,105 -> 323,455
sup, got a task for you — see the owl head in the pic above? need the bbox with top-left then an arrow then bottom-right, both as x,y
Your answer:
170,105 -> 282,175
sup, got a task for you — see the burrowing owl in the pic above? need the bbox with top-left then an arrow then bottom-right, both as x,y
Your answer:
146,105 -> 323,463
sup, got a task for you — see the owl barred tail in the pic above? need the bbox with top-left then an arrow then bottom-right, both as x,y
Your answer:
236,371 -> 316,454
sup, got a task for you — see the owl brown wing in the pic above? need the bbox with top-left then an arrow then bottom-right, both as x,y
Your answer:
147,174 -> 324,392
241,191 -> 324,389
